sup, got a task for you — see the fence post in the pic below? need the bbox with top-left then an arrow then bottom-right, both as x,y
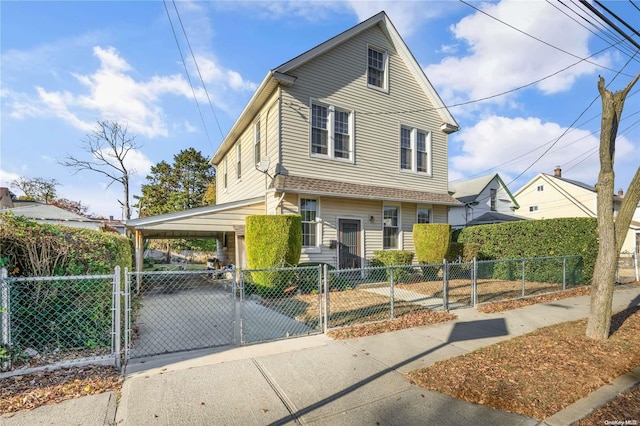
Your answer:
562,257 -> 567,290
323,264 -> 329,333
472,257 -> 478,307
113,266 -> 121,369
443,259 -> 449,311
521,259 -> 526,298
317,265 -> 322,332
1,268 -> 10,371
123,267 -> 130,364
635,252 -> 639,282
390,267 -> 395,320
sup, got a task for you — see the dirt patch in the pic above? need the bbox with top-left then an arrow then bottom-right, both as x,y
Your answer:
406,306 -> 640,420
327,310 -> 456,339
0,365 -> 122,414
477,286 -> 591,313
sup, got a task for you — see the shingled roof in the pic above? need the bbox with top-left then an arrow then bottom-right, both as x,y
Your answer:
271,175 -> 462,206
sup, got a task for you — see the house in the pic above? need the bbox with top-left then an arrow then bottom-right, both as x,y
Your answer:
1,203 -> 126,234
514,167 -> 639,253
126,12 -> 461,271
448,174 -> 522,228
0,187 -> 17,210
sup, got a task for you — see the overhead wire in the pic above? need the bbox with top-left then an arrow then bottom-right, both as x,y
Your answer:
171,0 -> 225,141
162,0 -> 215,151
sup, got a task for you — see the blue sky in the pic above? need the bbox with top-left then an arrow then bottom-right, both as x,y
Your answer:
2,1 -> 639,219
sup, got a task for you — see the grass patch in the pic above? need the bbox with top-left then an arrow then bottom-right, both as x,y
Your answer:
405,306 -> 640,420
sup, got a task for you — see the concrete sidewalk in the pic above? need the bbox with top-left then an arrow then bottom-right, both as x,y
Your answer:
2,285 -> 640,426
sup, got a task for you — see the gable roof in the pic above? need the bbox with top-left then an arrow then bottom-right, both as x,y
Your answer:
4,204 -> 91,221
465,211 -> 529,226
271,174 -> 462,206
211,11 -> 458,165
449,173 -> 519,208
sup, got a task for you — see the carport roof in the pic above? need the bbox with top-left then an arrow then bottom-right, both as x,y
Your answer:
125,197 -> 264,239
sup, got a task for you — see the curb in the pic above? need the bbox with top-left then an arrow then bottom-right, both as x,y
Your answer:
539,367 -> 640,425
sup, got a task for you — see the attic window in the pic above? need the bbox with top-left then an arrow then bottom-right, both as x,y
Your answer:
537,185 -> 544,192
367,46 -> 388,91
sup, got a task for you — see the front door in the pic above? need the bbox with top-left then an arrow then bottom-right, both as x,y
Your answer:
338,219 -> 361,269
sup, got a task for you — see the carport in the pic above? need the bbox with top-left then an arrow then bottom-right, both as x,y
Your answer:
125,197 -> 265,272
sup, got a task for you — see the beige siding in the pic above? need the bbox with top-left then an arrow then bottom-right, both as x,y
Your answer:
279,25 -> 449,195
515,177 -> 594,220
216,90 -> 280,206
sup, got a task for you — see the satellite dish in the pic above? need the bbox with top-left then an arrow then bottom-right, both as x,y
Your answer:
257,156 -> 270,172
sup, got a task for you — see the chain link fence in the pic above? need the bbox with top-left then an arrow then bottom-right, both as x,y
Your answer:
1,268 -> 120,373
239,265 -> 322,344
617,253 -> 639,284
125,269 -> 235,359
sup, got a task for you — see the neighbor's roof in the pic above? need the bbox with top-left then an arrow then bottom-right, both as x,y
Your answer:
449,173 -> 519,208
211,11 -> 459,165
270,174 -> 462,206
465,211 -> 529,227
3,204 -> 92,222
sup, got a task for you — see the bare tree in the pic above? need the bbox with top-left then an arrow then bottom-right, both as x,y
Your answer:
586,73 -> 640,340
59,121 -> 140,220
10,177 -> 59,204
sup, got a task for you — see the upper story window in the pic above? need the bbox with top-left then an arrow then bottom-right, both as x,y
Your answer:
310,101 -> 354,162
223,156 -> 228,191
490,188 -> 497,211
236,143 -> 242,180
383,205 -> 399,249
529,205 -> 539,212
417,208 -> 430,224
400,126 -> 431,175
367,46 -> 388,91
254,119 -> 261,167
300,198 -> 319,247
537,185 -> 544,191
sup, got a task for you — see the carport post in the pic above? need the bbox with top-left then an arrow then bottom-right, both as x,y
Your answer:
134,230 -> 144,292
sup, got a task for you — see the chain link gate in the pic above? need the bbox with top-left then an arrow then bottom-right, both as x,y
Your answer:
124,269 -> 236,359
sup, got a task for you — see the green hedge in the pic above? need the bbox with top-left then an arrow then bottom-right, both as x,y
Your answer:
245,215 -> 302,296
0,213 -> 132,276
446,242 -> 481,262
457,217 -> 596,283
373,250 -> 414,282
0,213 -> 132,359
413,224 -> 451,264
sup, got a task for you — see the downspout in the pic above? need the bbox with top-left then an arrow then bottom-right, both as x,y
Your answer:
274,192 -> 286,214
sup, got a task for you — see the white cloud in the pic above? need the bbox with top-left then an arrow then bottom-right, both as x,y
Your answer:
425,1 -> 610,105
5,45 -> 257,138
450,115 -> 636,189
347,1 -> 451,37
0,169 -> 21,188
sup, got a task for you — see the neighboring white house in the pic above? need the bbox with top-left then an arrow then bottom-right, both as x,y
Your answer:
126,11 -> 462,271
448,174 -> 522,228
514,167 -> 639,253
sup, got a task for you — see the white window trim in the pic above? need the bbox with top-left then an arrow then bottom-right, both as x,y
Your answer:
416,205 -> 431,224
382,204 -> 401,250
300,195 -> 322,253
223,156 -> 228,193
309,99 -> 355,163
236,142 -> 242,182
399,124 -> 432,176
254,118 -> 261,168
529,205 -> 539,212
366,44 -> 389,93
537,185 -> 544,191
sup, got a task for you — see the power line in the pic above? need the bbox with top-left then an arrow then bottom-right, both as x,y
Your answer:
171,0 -> 225,140
162,0 -> 214,151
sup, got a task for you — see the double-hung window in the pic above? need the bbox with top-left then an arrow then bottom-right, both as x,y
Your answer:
490,188 -> 497,211
417,208 -> 430,224
367,46 -> 387,91
300,198 -> 318,247
236,143 -> 242,180
383,206 -> 399,249
400,126 -> 431,175
310,101 -> 353,161
254,119 -> 261,167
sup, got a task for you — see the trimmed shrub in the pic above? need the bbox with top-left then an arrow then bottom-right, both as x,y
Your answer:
245,215 -> 302,296
373,250 -> 414,282
457,217 -> 597,283
413,224 -> 451,263
446,242 -> 481,262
